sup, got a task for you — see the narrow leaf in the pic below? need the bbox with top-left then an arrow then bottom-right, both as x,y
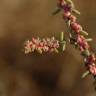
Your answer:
86,38 -> 92,42
60,32 -> 64,41
72,9 -> 80,15
52,8 -> 61,15
80,30 -> 88,36
81,70 -> 90,78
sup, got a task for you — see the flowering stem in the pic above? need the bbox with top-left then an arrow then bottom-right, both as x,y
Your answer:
55,0 -> 96,89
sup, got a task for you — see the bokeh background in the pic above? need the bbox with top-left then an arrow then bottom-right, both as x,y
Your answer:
0,0 -> 96,96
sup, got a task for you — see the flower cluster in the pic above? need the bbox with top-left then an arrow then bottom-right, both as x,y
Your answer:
57,0 -> 96,77
24,37 -> 60,54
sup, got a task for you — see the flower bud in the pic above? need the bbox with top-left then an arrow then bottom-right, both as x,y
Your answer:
71,22 -> 82,33
77,35 -> 89,51
72,9 -> 80,15
85,54 -> 96,64
63,11 -> 71,19
89,64 -> 96,76
69,15 -> 76,22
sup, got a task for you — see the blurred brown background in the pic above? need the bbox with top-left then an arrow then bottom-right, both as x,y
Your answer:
0,0 -> 96,96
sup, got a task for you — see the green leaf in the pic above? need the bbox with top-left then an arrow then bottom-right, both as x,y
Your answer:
54,48 -> 59,53
85,38 -> 92,42
80,30 -> 88,36
52,8 -> 61,15
60,32 -> 66,52
72,9 -> 80,15
60,32 -> 64,41
62,42 -> 66,51
67,20 -> 71,27
81,49 -> 90,57
81,70 -> 90,78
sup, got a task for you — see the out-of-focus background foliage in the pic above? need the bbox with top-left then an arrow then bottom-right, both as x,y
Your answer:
0,0 -> 96,96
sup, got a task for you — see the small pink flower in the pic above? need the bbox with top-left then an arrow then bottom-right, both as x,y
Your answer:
63,11 -> 71,19
57,0 -> 66,8
57,0 -> 72,12
24,40 -> 35,54
71,22 -> 82,33
63,4 -> 72,12
85,54 -> 96,64
89,64 -> 96,75
77,35 -> 89,51
69,15 -> 76,22
42,46 -> 49,52
32,38 -> 40,45
63,12 -> 76,23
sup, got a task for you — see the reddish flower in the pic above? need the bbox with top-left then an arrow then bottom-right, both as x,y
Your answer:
63,12 -> 76,23
77,35 -> 89,51
57,0 -> 66,8
57,0 -> 72,12
24,40 -> 35,54
69,15 -> 76,22
89,64 -> 96,76
63,4 -> 72,12
71,22 -> 82,33
63,11 -> 71,19
85,54 -> 96,64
